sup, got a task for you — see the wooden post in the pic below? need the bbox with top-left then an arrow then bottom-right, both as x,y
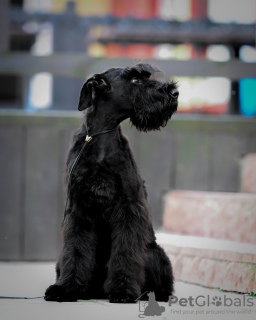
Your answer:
52,1 -> 86,110
229,46 -> 241,114
0,0 -> 9,52
191,0 -> 208,57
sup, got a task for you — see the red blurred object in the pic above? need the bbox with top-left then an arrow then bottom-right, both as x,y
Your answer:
105,43 -> 155,59
112,0 -> 157,18
191,0 -> 208,19
126,44 -> 155,59
105,43 -> 126,57
111,0 -> 130,17
178,103 -> 228,114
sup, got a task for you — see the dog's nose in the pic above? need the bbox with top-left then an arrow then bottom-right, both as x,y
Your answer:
170,89 -> 179,99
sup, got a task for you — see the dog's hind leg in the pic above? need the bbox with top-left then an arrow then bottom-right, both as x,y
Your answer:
55,260 -> 60,280
143,242 -> 174,302
45,214 -> 97,302
104,203 -> 151,303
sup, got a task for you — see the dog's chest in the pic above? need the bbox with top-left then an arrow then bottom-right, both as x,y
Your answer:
72,160 -> 117,201
71,144 -> 143,205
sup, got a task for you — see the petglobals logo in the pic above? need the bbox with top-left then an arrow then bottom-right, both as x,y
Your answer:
138,292 -> 166,318
169,294 -> 254,308
168,294 -> 254,316
137,292 -> 255,318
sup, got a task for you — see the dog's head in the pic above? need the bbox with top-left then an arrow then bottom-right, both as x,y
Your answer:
78,63 -> 178,131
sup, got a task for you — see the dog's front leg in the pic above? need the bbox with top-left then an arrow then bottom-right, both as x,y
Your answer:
45,215 -> 97,302
104,207 -> 149,303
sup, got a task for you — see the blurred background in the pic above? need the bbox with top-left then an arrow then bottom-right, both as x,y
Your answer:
0,0 -> 256,261
1,0 -> 256,114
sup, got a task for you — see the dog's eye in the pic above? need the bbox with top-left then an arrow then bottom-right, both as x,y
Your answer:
131,77 -> 140,84
99,78 -> 107,86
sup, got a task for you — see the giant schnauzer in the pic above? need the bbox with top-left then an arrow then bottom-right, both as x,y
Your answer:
45,63 -> 178,303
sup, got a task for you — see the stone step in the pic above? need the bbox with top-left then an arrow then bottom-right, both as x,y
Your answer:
156,232 -> 256,294
163,190 -> 256,243
240,153 -> 256,193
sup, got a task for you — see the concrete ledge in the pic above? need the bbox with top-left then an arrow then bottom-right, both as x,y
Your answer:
156,232 -> 256,293
163,190 -> 256,243
241,153 -> 256,194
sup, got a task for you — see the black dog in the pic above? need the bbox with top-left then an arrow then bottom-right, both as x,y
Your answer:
45,63 -> 178,303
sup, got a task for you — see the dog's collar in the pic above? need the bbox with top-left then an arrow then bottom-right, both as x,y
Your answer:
85,135 -> 93,142
85,127 -> 117,143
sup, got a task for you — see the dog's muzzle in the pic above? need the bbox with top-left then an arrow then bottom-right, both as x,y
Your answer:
169,88 -> 179,100
161,85 -> 179,101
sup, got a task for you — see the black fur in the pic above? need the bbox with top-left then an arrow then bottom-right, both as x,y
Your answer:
44,63 -> 178,303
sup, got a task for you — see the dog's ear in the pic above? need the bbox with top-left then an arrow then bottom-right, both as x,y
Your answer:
78,76 -> 109,111
78,81 -> 95,111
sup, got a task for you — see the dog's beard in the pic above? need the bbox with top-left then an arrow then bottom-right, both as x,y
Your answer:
129,82 -> 178,132
130,96 -> 177,132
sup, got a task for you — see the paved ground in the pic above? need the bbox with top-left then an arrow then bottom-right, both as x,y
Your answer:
0,262 -> 255,320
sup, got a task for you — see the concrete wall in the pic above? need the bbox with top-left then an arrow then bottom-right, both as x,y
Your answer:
0,110 -> 256,260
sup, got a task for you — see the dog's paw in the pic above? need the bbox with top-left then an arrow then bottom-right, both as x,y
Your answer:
44,284 -> 77,302
108,285 -> 140,304
109,292 -> 137,304
154,289 -> 173,302
155,292 -> 170,302
105,275 -> 141,303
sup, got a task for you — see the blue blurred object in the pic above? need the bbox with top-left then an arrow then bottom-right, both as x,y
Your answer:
239,78 -> 256,117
